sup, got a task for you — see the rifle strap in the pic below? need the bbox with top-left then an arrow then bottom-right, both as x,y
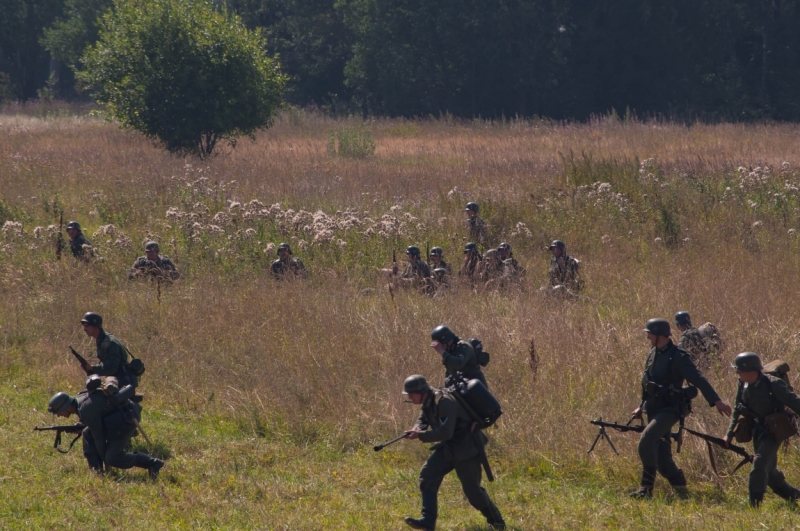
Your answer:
701,439 -> 752,478
55,430 -> 83,454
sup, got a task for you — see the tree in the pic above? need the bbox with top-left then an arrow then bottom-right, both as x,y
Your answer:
79,0 -> 286,157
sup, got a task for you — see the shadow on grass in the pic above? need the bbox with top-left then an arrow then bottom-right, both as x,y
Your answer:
131,438 -> 172,460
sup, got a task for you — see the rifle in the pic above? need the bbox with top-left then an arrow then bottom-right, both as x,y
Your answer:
392,249 -> 397,275
55,211 -> 64,260
34,423 -> 86,453
682,426 -> 754,477
587,416 -> 649,455
374,432 -> 409,451
69,346 -> 92,375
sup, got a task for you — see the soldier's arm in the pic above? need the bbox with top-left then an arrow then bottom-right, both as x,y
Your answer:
726,383 -> 745,437
412,411 -> 429,432
678,353 -> 721,406
162,257 -> 180,279
441,343 -> 474,373
90,341 -> 123,376
418,398 -> 457,443
770,378 -> 800,416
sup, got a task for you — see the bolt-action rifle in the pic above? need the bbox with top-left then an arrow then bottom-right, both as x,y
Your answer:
55,211 -> 64,260
392,249 -> 397,275
374,432 -> 410,451
69,346 -> 92,375
34,424 -> 86,453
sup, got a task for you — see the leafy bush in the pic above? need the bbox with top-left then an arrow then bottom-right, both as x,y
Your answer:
327,125 -> 375,158
79,0 -> 286,157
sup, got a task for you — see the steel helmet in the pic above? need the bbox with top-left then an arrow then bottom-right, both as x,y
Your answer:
278,243 -> 292,254
403,375 -> 430,395
66,221 -> 82,231
144,241 -> 160,252
406,246 -> 421,257
674,311 -> 692,326
431,325 -> 458,344
643,318 -> 671,337
549,240 -> 566,251
464,242 -> 478,254
80,312 -> 103,328
732,352 -> 763,372
48,392 -> 75,414
430,247 -> 443,256
465,202 -> 479,213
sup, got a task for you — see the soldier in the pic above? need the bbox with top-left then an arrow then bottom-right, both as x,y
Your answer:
497,243 -> 524,277
430,325 -> 486,387
477,249 -> 507,290
548,240 -> 582,293
128,241 -> 180,281
674,312 -> 711,370
399,246 -> 432,286
428,247 -> 452,275
401,375 -> 505,531
630,318 -> 731,499
723,353 -> 800,507
79,312 -> 138,389
271,243 -> 307,280
47,384 -> 164,478
431,268 -> 450,297
65,221 -> 93,260
459,242 -> 482,281
464,202 -> 488,243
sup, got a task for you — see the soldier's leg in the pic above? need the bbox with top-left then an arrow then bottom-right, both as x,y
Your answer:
454,458 -> 505,529
634,411 -> 678,496
761,438 -> 800,501
407,448 -> 452,529
81,427 -> 103,472
749,435 -> 779,506
103,434 -> 138,469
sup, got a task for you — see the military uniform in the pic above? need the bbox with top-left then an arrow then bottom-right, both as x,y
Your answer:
459,254 -> 482,280
412,392 -> 504,530
76,389 -> 160,473
429,259 -> 452,275
727,374 -> 800,503
401,260 -> 432,281
678,327 -> 711,370
548,254 -> 582,292
442,340 -> 487,387
271,257 -> 307,279
90,331 -> 137,388
69,233 -> 93,259
128,255 -> 180,281
465,217 -> 488,243
638,341 -> 721,490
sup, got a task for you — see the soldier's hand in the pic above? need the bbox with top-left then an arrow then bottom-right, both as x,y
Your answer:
431,341 -> 446,355
80,360 -> 92,374
722,434 -> 731,448
714,400 -> 732,417
631,406 -> 642,419
405,428 -> 423,440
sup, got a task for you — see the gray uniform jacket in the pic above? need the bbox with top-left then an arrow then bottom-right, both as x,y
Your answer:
727,374 -> 800,437
414,392 -> 487,461
442,340 -> 486,386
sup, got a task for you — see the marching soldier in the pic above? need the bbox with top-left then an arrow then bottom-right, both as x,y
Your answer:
47,384 -> 163,478
79,312 -> 138,389
401,375 -> 505,531
464,202 -> 488,243
128,241 -> 180,281
430,325 -> 486,387
548,240 -> 582,293
271,243 -> 307,279
674,311 -> 711,370
630,318 -> 731,499
65,221 -> 93,260
723,353 -> 800,507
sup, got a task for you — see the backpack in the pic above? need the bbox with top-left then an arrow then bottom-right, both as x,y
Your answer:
763,359 -> 793,391
467,338 -> 491,367
444,374 -> 503,429
698,322 -> 724,353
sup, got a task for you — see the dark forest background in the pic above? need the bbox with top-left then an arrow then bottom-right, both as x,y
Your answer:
2,0 -> 799,120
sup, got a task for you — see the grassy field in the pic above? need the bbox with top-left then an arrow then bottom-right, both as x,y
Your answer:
3,106 -> 800,529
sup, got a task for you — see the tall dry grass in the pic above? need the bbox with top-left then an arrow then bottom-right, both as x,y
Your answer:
3,108 -> 800,489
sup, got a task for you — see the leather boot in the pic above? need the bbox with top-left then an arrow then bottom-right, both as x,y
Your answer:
134,452 -> 164,480
772,484 -> 800,502
630,467 -> 656,500
479,501 -> 506,530
403,517 -> 433,531
749,492 -> 764,508
667,470 -> 689,499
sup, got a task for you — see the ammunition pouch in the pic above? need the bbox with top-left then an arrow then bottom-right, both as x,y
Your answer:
765,411 -> 797,443
129,358 -> 145,376
733,413 -> 753,443
644,381 -> 696,417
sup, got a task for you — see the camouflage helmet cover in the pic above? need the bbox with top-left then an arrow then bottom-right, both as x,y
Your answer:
80,312 -> 103,328
643,318 -> 671,337
48,392 -> 75,414
403,375 -> 430,395
674,311 -> 692,326
145,241 -> 160,252
732,352 -> 763,372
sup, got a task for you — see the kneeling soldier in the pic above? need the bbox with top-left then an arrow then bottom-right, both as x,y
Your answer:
47,384 -> 163,478
630,318 -> 731,499
271,243 -> 307,279
402,375 -> 505,531
723,352 -> 800,507
128,241 -> 180,281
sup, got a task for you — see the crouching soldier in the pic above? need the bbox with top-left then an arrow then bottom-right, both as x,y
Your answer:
402,375 -> 505,531
723,352 -> 800,507
128,241 -> 180,281
430,325 -> 487,387
47,382 -> 163,478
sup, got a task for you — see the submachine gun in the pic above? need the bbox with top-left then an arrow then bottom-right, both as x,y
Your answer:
34,424 -> 86,453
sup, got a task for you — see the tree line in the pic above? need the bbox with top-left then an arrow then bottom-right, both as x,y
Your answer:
2,0 -> 800,120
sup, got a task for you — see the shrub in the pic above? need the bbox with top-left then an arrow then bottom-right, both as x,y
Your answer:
327,125 -> 375,158
79,0 -> 286,157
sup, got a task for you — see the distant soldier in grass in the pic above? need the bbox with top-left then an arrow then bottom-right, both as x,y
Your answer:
674,312 -> 712,370
271,243 -> 307,280
47,385 -> 163,478
128,241 -> 180,281
399,246 -> 432,287
65,221 -> 94,260
548,240 -> 582,293
430,325 -> 487,387
464,202 -> 488,244
79,312 -> 138,389
401,375 -> 505,531
723,352 -> 800,507
459,242 -> 482,281
630,318 -> 731,500
497,242 -> 524,278
428,247 -> 452,275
